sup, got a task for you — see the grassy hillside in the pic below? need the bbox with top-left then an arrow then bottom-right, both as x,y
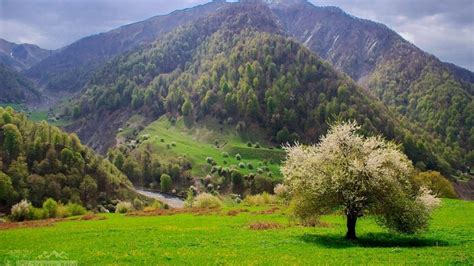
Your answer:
0,199 -> 472,264
137,116 -> 284,178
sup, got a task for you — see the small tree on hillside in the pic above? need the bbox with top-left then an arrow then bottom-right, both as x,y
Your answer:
160,174 -> 172,193
2,123 -> 23,162
282,121 -> 437,240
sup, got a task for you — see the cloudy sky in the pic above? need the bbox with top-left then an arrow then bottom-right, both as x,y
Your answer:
1,0 -> 473,70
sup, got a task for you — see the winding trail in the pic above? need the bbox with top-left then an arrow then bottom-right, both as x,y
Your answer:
134,188 -> 185,208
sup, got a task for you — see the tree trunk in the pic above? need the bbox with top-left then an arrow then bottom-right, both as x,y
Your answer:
346,211 -> 358,240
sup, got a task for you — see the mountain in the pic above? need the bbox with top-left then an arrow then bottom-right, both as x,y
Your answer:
24,0 -> 228,93
0,107 -> 134,212
0,38 -> 52,71
64,1 -> 450,185
269,0 -> 474,171
0,63 -> 39,103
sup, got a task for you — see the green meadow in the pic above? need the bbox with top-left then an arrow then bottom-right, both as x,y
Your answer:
137,116 -> 285,179
1,199 -> 472,265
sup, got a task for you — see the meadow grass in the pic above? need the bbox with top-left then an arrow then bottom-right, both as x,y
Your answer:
0,199 -> 472,265
139,116 -> 284,179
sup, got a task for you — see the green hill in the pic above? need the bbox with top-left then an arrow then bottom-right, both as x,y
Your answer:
0,107 -> 134,212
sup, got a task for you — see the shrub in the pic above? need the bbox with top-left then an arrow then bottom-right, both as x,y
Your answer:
238,162 -> 246,168
30,207 -> 47,220
412,171 -> 457,198
257,168 -> 264,174
206,157 -> 214,165
133,198 -> 144,211
274,184 -> 289,199
254,142 -> 260,148
144,200 -> 163,211
247,163 -> 254,170
243,192 -> 277,206
42,198 -> 58,218
160,174 -> 172,192
10,200 -> 31,221
235,154 -> 242,160
160,138 -> 165,142
253,175 -> 274,194
222,152 -> 229,158
171,142 -> 177,147
67,203 -> 87,216
223,160 -> 228,165
193,193 -> 222,208
56,204 -> 71,218
231,170 -> 243,186
115,201 -> 133,213
247,142 -> 252,147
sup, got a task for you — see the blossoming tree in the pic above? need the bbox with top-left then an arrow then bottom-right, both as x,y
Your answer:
281,121 -> 438,240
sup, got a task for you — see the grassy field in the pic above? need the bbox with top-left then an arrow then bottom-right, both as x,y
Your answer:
0,199 -> 472,265
0,103 -> 70,126
138,116 -> 285,179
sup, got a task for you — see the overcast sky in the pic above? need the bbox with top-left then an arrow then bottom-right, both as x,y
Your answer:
0,0 -> 472,70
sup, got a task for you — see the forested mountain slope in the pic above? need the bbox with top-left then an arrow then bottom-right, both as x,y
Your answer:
0,38 -> 52,71
0,107 -> 134,212
66,2 -> 452,177
24,0 -> 228,93
0,63 -> 39,103
269,0 -> 474,171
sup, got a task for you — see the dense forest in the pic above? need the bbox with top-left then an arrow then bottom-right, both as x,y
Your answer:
0,63 -> 38,103
67,3 -> 454,177
366,43 -> 474,171
271,1 -> 474,172
0,107 -> 134,212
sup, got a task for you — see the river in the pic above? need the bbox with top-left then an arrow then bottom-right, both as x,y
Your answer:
134,188 -> 185,208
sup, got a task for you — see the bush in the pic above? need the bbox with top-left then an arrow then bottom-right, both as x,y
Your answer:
67,203 -> 87,216
254,142 -> 260,148
239,162 -> 246,168
274,184 -> 288,198
257,168 -> 264,174
160,174 -> 172,192
193,193 -> 223,208
10,200 -> 31,221
56,204 -> 71,218
160,138 -> 165,142
222,152 -> 229,158
247,163 -> 254,170
252,175 -> 274,194
231,170 -> 243,186
412,171 -> 457,198
43,198 -> 58,218
235,154 -> 242,160
171,142 -> 177,147
247,142 -> 252,147
206,157 -> 214,165
133,198 -> 144,211
30,207 -> 47,220
223,160 -> 228,165
144,200 -> 163,211
115,201 -> 133,213
243,192 -> 277,206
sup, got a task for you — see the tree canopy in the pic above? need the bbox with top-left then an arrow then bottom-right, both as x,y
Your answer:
282,121 -> 438,239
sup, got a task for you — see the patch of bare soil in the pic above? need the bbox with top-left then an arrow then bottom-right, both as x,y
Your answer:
248,221 -> 282,230
0,218 -> 63,230
252,207 -> 280,215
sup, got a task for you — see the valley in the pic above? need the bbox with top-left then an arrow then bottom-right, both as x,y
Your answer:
0,0 -> 473,264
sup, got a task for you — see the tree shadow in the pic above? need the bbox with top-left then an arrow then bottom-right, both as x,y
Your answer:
299,233 -> 450,248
